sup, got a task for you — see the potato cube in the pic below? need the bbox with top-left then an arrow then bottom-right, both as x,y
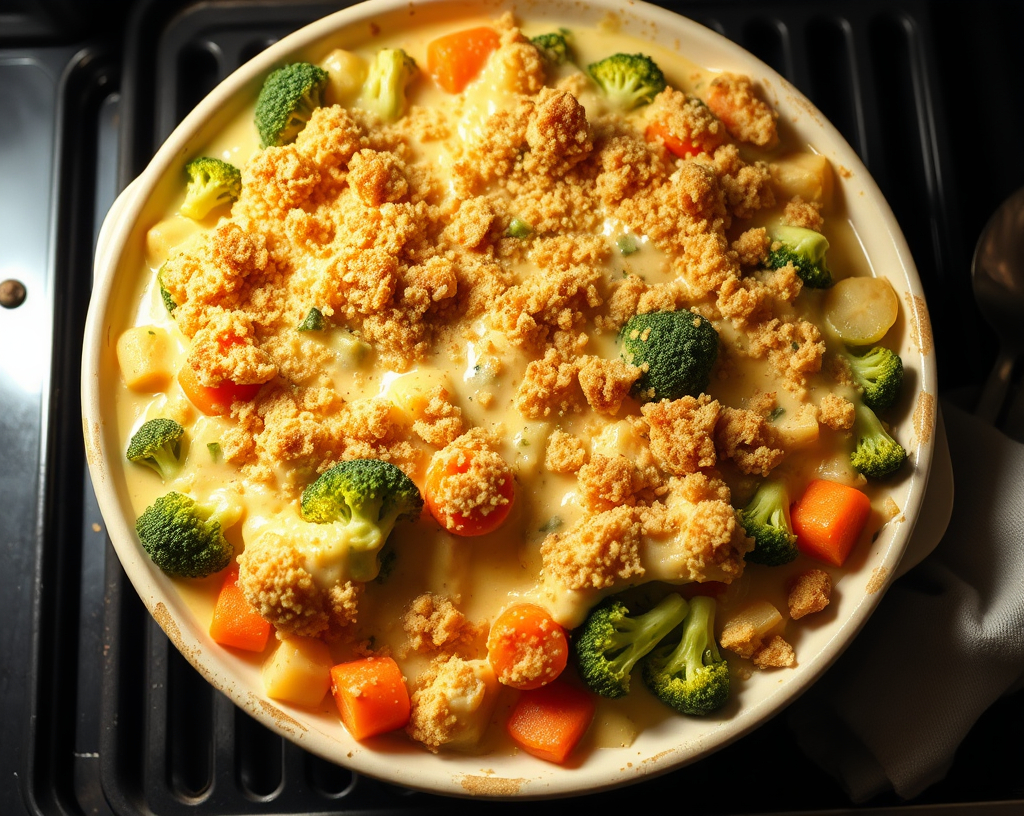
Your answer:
261,636 -> 333,708
321,49 -> 367,107
773,152 -> 834,206
116,326 -> 173,392
386,369 -> 452,421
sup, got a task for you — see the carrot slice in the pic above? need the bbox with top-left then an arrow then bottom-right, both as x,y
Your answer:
178,364 -> 262,416
487,603 -> 568,690
424,445 -> 515,537
426,26 -> 501,93
209,565 -> 272,652
790,478 -> 872,567
506,680 -> 596,764
330,656 -> 410,741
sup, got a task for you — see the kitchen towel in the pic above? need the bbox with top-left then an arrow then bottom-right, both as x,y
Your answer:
787,399 -> 1024,801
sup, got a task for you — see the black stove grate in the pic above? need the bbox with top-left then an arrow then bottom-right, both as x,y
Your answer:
3,1 -> 1023,814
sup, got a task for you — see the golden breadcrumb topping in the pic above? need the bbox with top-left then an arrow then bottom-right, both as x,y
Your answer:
715,406 -> 785,476
752,635 -> 797,668
402,592 -> 482,655
787,569 -> 832,620
641,395 -> 720,475
544,428 -> 588,473
540,505 -> 645,591
818,392 -> 856,431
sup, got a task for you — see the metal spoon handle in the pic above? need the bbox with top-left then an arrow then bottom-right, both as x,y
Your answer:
976,345 -> 1016,424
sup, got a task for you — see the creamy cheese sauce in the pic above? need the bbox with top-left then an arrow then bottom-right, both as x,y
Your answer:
113,14 -> 903,760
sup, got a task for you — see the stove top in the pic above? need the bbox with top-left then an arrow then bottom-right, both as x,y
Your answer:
2,2 -> 1022,813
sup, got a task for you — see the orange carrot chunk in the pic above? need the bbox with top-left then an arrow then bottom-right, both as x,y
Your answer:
426,27 -> 501,93
330,656 -> 411,741
645,120 -> 706,159
178,363 -> 261,416
209,565 -> 272,652
487,603 -> 568,690
791,478 -> 872,567
506,680 -> 596,765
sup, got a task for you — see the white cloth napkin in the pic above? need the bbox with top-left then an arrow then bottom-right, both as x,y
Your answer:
787,399 -> 1024,801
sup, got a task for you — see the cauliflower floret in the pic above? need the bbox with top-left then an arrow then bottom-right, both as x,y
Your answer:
237,519 -> 364,638
406,656 -> 501,753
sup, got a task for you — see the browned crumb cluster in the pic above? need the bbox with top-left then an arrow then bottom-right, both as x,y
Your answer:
402,592 -> 482,655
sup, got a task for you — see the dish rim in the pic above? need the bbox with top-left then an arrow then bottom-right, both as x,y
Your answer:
82,0 -> 938,799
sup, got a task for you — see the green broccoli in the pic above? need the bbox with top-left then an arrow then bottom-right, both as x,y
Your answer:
179,156 -> 241,220
738,479 -> 798,566
297,307 -> 327,331
300,458 -> 424,582
642,595 -> 730,716
531,31 -> 571,66
135,491 -> 237,578
506,217 -> 532,238
126,418 -> 185,481
254,62 -> 329,148
843,345 -> 904,411
155,263 -> 178,314
587,53 -> 666,110
574,593 -> 690,698
850,402 -> 907,478
619,309 -> 719,402
766,224 -> 833,289
361,48 -> 417,123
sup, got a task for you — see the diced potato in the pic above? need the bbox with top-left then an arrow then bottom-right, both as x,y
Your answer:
772,403 -> 820,450
116,326 -> 174,392
386,368 -> 452,422
145,216 -> 201,266
591,419 -> 646,460
773,151 -> 833,206
261,636 -> 333,707
720,600 -> 784,658
321,48 -> 367,107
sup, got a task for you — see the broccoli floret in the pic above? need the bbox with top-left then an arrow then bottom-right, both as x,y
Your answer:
850,402 -> 907,478
574,593 -> 690,698
135,491 -> 237,578
254,61 -> 329,148
619,309 -> 719,402
179,156 -> 241,220
587,53 -> 666,111
766,225 -> 833,289
297,307 -> 327,331
156,263 -> 177,314
300,458 -> 423,582
361,48 -> 417,123
642,595 -> 730,716
738,479 -> 798,566
531,31 -> 571,66
126,418 -> 185,481
843,345 -> 904,411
